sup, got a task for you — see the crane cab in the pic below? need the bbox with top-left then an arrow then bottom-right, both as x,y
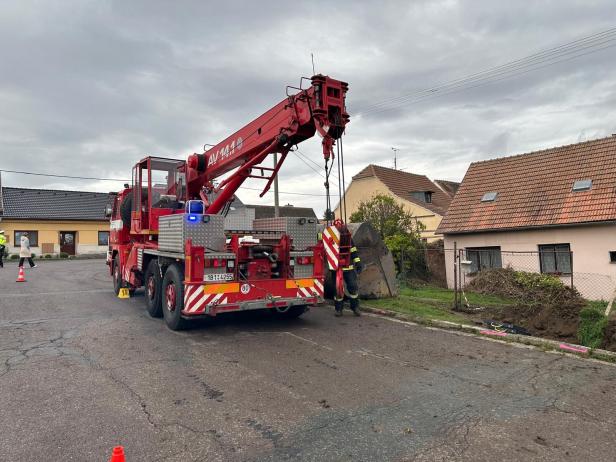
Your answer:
130,157 -> 187,234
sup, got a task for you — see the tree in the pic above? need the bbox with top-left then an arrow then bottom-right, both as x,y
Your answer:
350,194 -> 427,279
349,194 -> 423,239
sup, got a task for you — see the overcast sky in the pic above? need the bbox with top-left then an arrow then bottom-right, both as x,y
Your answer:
1,0 -> 615,216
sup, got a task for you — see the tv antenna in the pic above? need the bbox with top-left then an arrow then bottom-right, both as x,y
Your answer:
391,147 -> 399,170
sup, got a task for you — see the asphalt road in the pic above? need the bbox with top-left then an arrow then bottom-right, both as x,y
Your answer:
1,260 -> 615,461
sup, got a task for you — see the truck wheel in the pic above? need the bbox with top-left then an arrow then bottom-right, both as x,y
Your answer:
144,260 -> 163,318
277,305 -> 308,319
162,264 -> 188,331
112,255 -> 122,295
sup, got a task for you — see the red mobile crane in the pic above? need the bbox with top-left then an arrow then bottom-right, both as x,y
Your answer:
107,75 -> 350,330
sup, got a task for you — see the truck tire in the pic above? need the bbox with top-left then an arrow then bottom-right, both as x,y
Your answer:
120,194 -> 132,227
162,264 -> 188,331
144,260 -> 163,318
112,255 -> 122,295
276,305 -> 308,319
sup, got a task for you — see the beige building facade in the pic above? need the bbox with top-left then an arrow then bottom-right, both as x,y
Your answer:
0,187 -> 112,256
334,165 -> 458,242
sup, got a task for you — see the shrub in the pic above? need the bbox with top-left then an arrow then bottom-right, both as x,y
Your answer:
9,254 -> 19,260
44,254 -> 53,259
60,252 -> 69,259
31,253 -> 36,259
513,271 -> 563,291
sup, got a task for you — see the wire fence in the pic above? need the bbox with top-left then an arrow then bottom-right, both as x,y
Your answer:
397,245 -> 616,306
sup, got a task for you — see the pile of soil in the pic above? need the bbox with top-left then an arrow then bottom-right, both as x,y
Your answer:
466,268 -> 586,342
600,319 -> 616,351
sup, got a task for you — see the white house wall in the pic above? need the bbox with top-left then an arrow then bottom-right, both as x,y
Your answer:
444,223 -> 616,300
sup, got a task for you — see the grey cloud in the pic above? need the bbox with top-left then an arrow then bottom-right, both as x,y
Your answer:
1,0 -> 615,217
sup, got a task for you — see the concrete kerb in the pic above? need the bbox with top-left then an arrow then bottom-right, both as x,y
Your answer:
361,304 -> 616,364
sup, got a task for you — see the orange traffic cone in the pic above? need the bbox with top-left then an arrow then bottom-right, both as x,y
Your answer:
109,446 -> 126,462
16,266 -> 26,283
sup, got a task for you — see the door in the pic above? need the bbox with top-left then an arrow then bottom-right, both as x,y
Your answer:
60,232 -> 76,255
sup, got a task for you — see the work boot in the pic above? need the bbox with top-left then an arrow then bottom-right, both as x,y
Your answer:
334,299 -> 343,317
350,298 -> 361,316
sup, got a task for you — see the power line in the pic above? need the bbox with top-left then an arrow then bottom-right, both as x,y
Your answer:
364,42 -> 616,117
238,185 -> 328,197
0,167 -> 326,198
356,27 -> 616,114
0,169 -> 129,182
355,26 -> 616,116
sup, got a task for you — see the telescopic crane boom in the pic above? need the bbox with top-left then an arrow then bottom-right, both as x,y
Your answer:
185,75 -> 348,214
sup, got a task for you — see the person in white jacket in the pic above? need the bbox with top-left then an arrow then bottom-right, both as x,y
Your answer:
19,233 -> 37,268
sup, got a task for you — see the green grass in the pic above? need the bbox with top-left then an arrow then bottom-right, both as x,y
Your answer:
364,284 -> 516,325
365,296 -> 470,324
578,302 -> 608,348
403,286 -> 515,307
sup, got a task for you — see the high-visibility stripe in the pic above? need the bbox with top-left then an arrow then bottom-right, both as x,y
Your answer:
286,278 -> 314,289
204,283 -> 239,294
351,246 -> 357,252
186,286 -> 203,307
353,257 -> 361,263
189,293 -> 212,313
325,226 -> 340,244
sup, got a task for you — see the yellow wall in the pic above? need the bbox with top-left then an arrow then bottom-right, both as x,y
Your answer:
0,219 -> 110,254
333,176 -> 444,242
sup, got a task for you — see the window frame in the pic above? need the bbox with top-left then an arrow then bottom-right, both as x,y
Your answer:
14,230 -> 39,247
465,246 -> 502,274
538,243 -> 572,275
98,231 -> 110,246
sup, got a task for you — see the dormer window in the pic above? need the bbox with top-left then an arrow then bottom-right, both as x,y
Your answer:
411,191 -> 433,203
481,191 -> 498,202
572,179 -> 592,191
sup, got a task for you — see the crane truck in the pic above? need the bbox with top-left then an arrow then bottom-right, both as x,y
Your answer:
107,74 -> 350,330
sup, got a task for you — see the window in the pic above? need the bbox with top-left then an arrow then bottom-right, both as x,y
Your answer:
481,192 -> 498,202
466,247 -> 502,273
410,191 -> 433,203
98,231 -> 110,246
14,231 -> 39,247
609,251 -> 616,263
539,244 -> 571,274
572,179 -> 592,192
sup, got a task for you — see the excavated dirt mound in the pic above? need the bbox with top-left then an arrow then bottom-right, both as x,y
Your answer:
600,320 -> 616,351
467,268 -> 586,342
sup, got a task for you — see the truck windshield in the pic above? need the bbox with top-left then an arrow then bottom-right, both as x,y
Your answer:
149,159 -> 185,209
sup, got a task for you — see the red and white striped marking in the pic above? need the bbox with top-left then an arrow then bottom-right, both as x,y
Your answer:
297,278 -> 324,299
184,285 -> 228,314
323,226 -> 340,271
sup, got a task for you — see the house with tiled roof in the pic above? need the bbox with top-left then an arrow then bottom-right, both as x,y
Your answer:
437,134 -> 616,300
334,164 -> 459,242
0,186 -> 112,256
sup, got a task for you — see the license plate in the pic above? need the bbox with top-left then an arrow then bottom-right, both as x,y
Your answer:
204,273 -> 234,282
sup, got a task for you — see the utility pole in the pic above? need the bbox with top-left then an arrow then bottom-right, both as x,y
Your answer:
391,147 -> 399,170
273,153 -> 279,217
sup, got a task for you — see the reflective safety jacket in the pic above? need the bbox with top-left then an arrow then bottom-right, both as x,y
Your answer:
342,241 -> 361,272
0,234 -> 6,246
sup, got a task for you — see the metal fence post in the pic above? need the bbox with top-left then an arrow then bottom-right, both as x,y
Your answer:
570,250 -> 574,289
453,241 -> 458,310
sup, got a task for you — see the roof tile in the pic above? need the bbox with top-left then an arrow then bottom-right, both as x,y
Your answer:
437,135 -> 616,233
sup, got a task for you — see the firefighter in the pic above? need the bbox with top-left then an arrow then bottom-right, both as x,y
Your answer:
0,230 -> 6,268
334,234 -> 363,317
